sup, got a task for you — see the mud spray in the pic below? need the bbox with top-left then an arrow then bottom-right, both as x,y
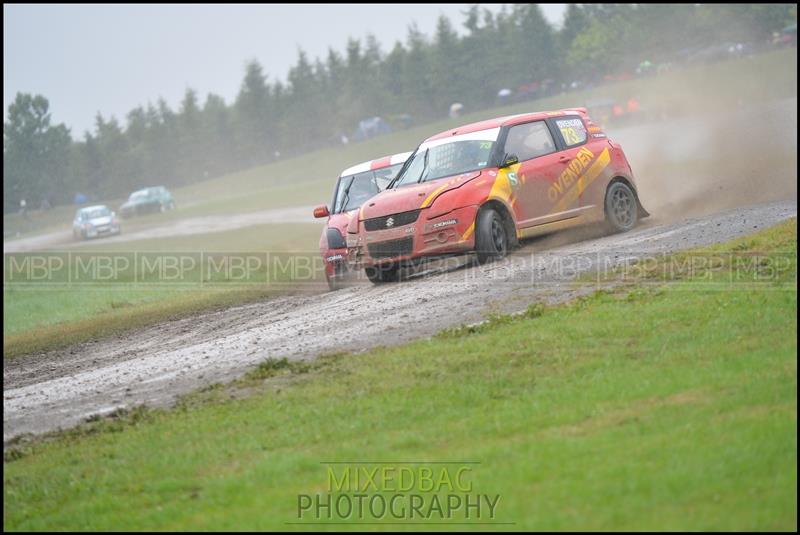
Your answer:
531,52 -> 797,252
613,52 -> 797,224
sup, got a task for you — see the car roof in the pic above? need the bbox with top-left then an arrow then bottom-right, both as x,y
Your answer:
424,108 -> 588,143
339,151 -> 413,177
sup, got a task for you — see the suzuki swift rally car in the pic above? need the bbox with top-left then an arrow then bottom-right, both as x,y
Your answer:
346,108 -> 648,283
313,151 -> 412,289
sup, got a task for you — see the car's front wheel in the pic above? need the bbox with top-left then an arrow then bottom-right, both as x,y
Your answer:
365,264 -> 400,284
475,207 -> 508,264
604,181 -> 638,233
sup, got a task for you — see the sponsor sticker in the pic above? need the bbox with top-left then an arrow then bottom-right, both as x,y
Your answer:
507,172 -> 519,188
432,219 -> 458,229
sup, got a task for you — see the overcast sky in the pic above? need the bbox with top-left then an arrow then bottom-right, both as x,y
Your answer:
4,4 -> 566,138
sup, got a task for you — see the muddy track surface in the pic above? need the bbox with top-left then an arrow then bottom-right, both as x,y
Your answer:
4,200 -> 796,442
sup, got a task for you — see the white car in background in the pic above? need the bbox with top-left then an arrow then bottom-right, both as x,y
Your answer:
72,205 -> 121,240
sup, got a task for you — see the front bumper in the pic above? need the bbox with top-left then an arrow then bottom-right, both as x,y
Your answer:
84,225 -> 121,238
322,248 -> 349,278
347,205 -> 478,268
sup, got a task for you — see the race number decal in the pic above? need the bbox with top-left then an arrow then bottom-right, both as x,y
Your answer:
555,118 -> 587,147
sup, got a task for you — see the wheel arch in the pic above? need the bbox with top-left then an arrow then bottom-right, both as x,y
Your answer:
479,198 -> 518,248
606,175 -> 649,219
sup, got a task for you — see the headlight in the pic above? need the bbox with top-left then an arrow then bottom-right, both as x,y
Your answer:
326,228 -> 347,249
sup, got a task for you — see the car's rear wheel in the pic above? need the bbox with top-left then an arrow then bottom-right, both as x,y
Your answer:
475,208 -> 508,264
365,264 -> 400,284
604,181 -> 638,233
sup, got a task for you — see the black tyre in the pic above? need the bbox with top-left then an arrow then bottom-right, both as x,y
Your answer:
365,264 -> 400,284
604,181 -> 638,233
326,272 -> 340,291
326,267 -> 347,291
475,208 -> 508,264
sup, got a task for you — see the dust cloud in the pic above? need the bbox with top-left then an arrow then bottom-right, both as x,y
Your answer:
612,89 -> 797,225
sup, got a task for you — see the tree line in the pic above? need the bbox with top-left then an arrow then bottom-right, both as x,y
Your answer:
4,4 -> 795,212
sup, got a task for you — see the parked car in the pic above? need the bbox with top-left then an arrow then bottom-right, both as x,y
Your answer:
345,108 -> 648,283
313,151 -> 412,290
72,205 -> 121,240
119,186 -> 175,218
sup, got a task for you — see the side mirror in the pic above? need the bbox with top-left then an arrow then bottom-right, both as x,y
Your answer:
313,204 -> 330,218
500,154 -> 519,168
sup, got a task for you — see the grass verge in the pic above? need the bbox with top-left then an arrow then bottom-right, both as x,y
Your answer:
3,220 -> 796,530
3,223 -> 325,357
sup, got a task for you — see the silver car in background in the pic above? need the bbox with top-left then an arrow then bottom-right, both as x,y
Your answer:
72,205 -> 121,240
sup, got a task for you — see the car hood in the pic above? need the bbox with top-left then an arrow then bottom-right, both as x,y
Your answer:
359,170 -> 482,220
88,216 -> 113,226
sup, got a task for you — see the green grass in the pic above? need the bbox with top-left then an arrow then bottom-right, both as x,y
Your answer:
3,223 -> 325,356
4,220 -> 796,531
3,47 -> 796,239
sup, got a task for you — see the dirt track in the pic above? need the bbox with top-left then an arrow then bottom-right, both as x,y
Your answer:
3,200 -> 796,442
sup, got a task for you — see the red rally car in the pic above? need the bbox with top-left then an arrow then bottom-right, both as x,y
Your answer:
313,151 -> 412,289
346,108 -> 649,283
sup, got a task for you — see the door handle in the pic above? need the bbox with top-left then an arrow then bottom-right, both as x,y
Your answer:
559,156 -> 572,163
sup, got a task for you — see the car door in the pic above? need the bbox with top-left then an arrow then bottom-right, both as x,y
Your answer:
501,119 -> 578,228
547,115 -> 605,219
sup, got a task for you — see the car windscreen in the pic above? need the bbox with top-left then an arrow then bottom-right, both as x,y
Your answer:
332,171 -> 380,213
129,191 -> 149,202
84,207 -> 110,219
373,163 -> 405,190
393,132 -> 498,187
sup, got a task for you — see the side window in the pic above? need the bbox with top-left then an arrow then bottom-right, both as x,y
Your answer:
554,116 -> 588,147
503,121 -> 556,162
